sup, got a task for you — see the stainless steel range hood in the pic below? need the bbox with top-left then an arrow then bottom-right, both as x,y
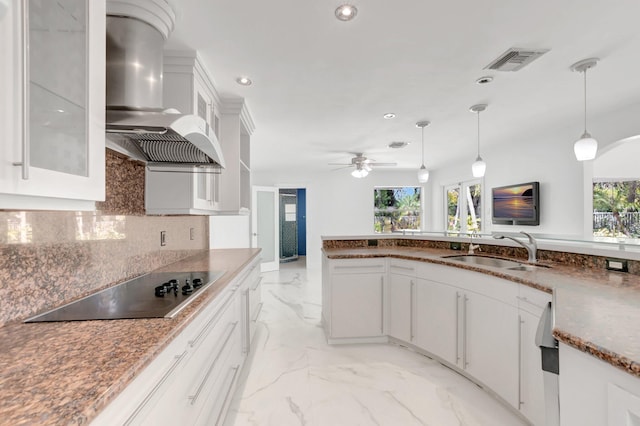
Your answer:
105,14 -> 225,168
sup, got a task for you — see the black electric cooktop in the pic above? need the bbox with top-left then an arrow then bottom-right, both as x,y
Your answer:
25,270 -> 225,323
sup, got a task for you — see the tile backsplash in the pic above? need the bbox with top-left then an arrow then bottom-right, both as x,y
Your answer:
0,150 -> 210,326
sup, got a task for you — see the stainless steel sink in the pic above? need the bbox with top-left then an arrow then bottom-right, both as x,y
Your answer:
443,255 -> 550,271
444,255 -> 523,268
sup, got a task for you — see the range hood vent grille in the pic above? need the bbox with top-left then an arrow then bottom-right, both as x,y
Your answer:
484,48 -> 549,71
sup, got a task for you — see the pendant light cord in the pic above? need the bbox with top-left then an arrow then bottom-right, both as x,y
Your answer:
583,68 -> 588,134
476,110 -> 481,157
421,126 -> 425,167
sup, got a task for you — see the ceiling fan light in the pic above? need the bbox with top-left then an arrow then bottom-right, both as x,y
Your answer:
417,165 -> 429,183
574,133 -> 598,161
472,156 -> 486,178
351,168 -> 368,178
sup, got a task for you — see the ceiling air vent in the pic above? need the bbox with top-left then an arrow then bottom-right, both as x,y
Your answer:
484,48 -> 549,72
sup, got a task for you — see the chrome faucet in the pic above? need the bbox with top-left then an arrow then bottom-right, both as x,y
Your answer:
493,231 -> 538,263
468,231 -> 480,254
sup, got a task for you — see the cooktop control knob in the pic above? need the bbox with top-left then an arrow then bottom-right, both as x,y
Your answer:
182,279 -> 193,295
155,285 -> 167,297
192,278 -> 203,288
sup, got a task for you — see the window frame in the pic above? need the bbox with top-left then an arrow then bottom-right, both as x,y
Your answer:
443,179 -> 483,234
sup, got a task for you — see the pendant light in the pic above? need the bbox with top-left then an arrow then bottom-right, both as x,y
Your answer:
416,120 -> 430,183
470,104 -> 487,178
570,58 -> 599,161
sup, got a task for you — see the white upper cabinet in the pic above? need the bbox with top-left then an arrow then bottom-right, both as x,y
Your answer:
144,50 -> 222,215
218,98 -> 254,214
0,0 -> 105,210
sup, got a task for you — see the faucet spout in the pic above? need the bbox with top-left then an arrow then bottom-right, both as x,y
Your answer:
493,231 -> 538,263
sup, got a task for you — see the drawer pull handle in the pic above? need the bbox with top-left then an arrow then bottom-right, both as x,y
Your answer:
125,350 -> 187,425
516,295 -> 547,309
251,302 -> 263,322
189,321 -> 238,405
334,264 -> 384,270
251,276 -> 263,291
214,365 -> 241,426
391,265 -> 414,271
189,292 -> 235,348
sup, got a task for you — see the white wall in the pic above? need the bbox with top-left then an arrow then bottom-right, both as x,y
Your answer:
251,170 -> 424,270
253,100 -> 640,269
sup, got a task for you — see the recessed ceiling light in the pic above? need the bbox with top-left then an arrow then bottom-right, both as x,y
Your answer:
476,76 -> 494,85
383,113 -> 396,119
335,4 -> 358,21
236,76 -> 252,86
388,141 -> 409,149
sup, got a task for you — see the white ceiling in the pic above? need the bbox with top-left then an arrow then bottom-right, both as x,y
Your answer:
165,0 -> 640,174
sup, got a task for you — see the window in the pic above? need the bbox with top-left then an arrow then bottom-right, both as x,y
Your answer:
374,187 -> 421,233
445,180 -> 482,234
593,180 -> 640,238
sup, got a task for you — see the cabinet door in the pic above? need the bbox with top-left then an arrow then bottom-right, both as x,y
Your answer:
388,273 -> 413,342
0,0 -> 104,209
463,290 -> 519,407
519,309 -> 545,425
414,278 -> 458,364
330,273 -> 384,338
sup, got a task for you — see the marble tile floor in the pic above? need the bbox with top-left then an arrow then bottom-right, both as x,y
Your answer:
225,258 -> 527,426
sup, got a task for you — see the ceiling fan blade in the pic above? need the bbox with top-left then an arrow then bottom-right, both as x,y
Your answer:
368,162 -> 397,167
328,162 -> 353,166
331,165 -> 354,171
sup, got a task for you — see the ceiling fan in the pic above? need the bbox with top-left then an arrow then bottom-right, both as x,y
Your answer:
328,153 -> 397,178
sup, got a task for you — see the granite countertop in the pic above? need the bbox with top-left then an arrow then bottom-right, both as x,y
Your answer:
324,246 -> 640,378
0,248 -> 261,426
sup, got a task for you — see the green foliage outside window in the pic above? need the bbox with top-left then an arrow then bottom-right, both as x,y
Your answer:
374,187 -> 421,233
593,181 -> 640,238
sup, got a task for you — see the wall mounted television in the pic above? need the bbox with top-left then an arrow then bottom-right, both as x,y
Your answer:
491,181 -> 540,225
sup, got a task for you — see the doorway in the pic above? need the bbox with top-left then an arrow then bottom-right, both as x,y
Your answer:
279,188 -> 307,263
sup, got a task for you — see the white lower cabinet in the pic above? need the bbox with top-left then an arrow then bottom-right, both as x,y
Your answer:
463,288 -> 519,408
560,343 -> 640,426
414,278 -> 458,364
92,257 -> 262,426
323,256 -> 546,423
388,260 -> 416,342
323,258 -> 386,341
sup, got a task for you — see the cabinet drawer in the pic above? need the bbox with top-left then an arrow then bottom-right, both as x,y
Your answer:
417,262 -> 518,306
329,258 -> 386,274
518,284 -> 551,316
389,259 -> 417,277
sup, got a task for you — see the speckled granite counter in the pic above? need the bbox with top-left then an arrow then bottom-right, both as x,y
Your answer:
323,246 -> 640,379
0,248 -> 260,426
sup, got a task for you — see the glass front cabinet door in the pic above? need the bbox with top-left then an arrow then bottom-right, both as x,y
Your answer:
0,0 -> 105,210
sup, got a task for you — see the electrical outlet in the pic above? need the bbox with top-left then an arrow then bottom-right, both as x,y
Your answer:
160,231 -> 166,246
189,227 -> 195,241
606,258 -> 628,272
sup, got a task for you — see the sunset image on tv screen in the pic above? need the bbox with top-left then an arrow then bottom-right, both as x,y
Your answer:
493,184 -> 534,218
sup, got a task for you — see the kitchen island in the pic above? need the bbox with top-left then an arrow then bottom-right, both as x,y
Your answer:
322,236 -> 640,425
0,248 -> 260,426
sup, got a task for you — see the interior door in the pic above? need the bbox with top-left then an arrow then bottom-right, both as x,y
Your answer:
252,186 -> 279,272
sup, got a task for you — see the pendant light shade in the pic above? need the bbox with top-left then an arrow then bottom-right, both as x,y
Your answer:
574,132 -> 598,161
571,58 -> 599,161
416,121 -> 430,183
469,104 -> 487,178
472,156 -> 486,178
417,165 -> 430,183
